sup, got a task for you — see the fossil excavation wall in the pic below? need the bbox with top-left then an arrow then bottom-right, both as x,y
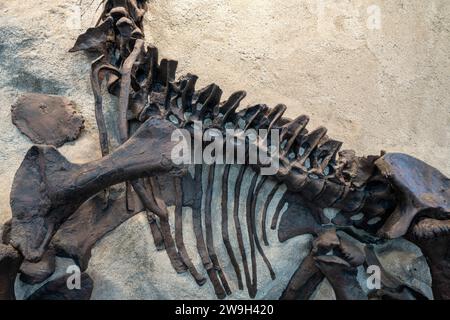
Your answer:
1,0 -> 449,224
0,0 -> 448,300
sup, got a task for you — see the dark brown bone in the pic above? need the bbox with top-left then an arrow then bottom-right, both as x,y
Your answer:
69,16 -> 114,53
11,93 -> 85,148
73,0 -> 184,277
221,164 -> 244,290
146,177 -> 187,273
407,233 -> 450,300
277,192 -> 323,243
115,41 -> 173,247
375,153 -> 450,239
51,194 -> 144,271
364,246 -> 428,300
234,166 -> 255,298
279,115 -> 309,157
10,117 -> 185,262
0,244 -> 23,300
117,39 -> 145,212
314,255 -> 366,300
250,176 -> 276,280
205,165 -> 231,295
19,248 -> 55,285
131,178 -> 165,251
280,253 -> 324,300
145,210 -> 165,251
313,230 -> 367,300
270,193 -> 287,230
91,56 -> 121,157
245,172 -> 259,295
121,88 -> 169,249
27,272 -> 93,300
118,39 -> 145,143
63,0 -> 450,300
174,177 -> 207,285
193,165 -> 226,299
261,182 -> 282,246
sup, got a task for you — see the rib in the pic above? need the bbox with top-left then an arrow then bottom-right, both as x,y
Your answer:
261,182 -> 282,245
271,193 -> 287,230
90,56 -> 119,157
90,57 -> 122,206
234,166 -> 255,298
205,164 -> 232,295
246,172 -> 259,295
117,39 -> 145,213
134,178 -> 187,273
144,211 -> 165,251
250,175 -> 276,280
142,178 -> 165,250
174,177 -> 206,286
118,39 -> 145,143
221,164 -> 244,290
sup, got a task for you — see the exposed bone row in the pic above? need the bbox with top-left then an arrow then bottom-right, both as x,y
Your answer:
1,0 -> 449,300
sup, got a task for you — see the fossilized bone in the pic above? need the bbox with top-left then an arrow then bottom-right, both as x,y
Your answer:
9,117 -> 184,262
0,244 -> 22,300
3,0 -> 449,300
26,272 -> 94,300
11,93 -> 85,148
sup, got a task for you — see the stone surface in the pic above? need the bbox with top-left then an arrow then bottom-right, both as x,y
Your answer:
11,93 -> 84,147
86,165 -> 314,299
0,0 -> 448,300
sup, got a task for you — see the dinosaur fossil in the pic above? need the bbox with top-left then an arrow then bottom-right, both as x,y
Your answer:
2,0 -> 449,300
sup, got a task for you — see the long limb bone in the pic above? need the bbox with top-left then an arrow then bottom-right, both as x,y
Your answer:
0,244 -> 22,300
174,177 -> 206,285
10,117 -> 185,262
221,164 -> 244,290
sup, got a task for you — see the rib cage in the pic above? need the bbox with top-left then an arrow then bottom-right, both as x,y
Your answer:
133,49 -> 369,213
177,164 -> 288,298
104,48 -> 382,298
70,0 -> 396,299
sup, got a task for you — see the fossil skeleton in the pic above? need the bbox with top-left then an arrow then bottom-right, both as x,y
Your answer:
1,0 -> 449,300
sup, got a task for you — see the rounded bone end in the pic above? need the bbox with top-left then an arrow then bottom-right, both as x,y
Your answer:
9,146 -> 57,262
